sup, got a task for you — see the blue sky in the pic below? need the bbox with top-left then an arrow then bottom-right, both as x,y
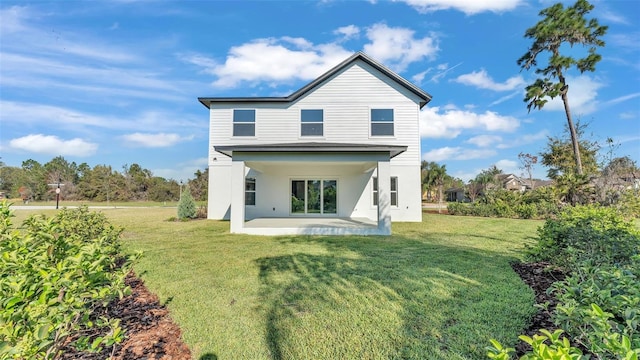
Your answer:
1,0 -> 638,182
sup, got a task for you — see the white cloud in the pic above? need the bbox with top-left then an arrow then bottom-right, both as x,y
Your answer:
619,111 -> 636,120
420,106 -> 520,138
334,25 -> 360,40
466,135 -> 503,147
0,101 -> 206,133
454,69 -> 525,91
122,133 -> 193,147
9,134 -> 98,156
495,159 -> 518,174
393,0 -> 522,14
363,23 -> 439,72
427,62 -> 462,83
604,92 -> 640,106
540,75 -> 603,114
422,146 -> 497,162
599,9 -> 629,25
489,91 -> 520,106
191,38 -> 351,88
489,130 -> 549,149
186,23 -> 437,88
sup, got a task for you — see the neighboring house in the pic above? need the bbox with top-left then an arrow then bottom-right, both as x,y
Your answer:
495,174 -> 527,192
445,187 -> 466,202
199,52 -> 432,235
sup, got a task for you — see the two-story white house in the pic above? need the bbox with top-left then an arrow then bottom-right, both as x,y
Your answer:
199,52 -> 432,235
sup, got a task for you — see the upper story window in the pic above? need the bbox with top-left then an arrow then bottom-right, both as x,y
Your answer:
233,109 -> 255,137
371,109 -> 394,136
301,109 -> 323,137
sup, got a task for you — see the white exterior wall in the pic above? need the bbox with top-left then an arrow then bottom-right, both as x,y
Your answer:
207,59 -> 423,222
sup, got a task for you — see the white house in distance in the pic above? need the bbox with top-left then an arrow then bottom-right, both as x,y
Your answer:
199,52 -> 432,235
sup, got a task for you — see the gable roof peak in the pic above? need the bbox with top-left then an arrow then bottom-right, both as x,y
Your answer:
198,51 -> 432,108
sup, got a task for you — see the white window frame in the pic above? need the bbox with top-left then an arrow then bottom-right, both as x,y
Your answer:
300,109 -> 324,137
370,108 -> 394,137
372,176 -> 398,207
245,177 -> 256,206
233,109 -> 256,137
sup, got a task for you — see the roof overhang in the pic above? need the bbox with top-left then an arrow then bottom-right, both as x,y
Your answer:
214,142 -> 407,159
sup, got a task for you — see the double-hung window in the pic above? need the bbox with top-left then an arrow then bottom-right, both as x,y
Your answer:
301,109 -> 323,136
370,109 -> 394,136
372,177 -> 398,206
245,177 -> 256,206
233,109 -> 255,137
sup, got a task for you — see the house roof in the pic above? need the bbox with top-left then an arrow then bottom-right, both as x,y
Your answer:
214,142 -> 408,159
198,52 -> 433,109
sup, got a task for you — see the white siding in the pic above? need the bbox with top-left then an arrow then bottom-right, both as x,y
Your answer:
207,58 -> 425,223
208,60 -> 421,167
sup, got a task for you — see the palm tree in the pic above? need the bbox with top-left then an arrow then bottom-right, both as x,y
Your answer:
421,161 -> 447,213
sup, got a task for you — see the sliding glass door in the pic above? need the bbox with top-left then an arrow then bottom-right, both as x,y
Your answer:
291,179 -> 337,215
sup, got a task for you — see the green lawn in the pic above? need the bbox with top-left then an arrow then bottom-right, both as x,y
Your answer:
12,208 -> 542,359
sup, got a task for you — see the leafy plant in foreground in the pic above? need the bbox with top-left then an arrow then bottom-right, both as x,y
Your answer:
0,202 -> 137,359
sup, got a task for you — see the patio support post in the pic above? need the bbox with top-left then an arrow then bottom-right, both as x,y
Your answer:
230,160 -> 245,233
377,160 -> 392,235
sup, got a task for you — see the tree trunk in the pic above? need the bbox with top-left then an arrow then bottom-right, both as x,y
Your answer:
561,90 -> 584,175
438,184 -> 443,214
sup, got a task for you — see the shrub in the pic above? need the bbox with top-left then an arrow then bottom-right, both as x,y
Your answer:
447,202 -> 469,215
177,185 -> 197,220
551,265 -> 640,357
196,205 -> 208,219
515,203 -> 537,219
615,188 -> 640,220
514,204 -> 640,359
0,202 -> 137,359
526,204 -> 640,266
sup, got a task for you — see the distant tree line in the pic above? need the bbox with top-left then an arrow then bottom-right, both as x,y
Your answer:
0,156 -> 208,203
422,122 -> 640,218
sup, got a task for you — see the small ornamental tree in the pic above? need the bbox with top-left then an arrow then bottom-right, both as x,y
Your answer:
177,185 -> 197,219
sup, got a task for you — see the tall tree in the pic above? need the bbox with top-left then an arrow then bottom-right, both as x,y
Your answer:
518,152 -> 538,189
518,0 -> 607,176
421,161 -> 447,204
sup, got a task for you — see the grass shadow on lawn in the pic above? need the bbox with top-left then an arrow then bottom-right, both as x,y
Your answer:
255,234 -> 535,360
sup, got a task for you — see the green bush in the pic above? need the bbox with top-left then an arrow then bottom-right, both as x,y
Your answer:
615,188 -> 640,220
177,186 -> 197,220
515,203 -> 537,219
551,265 -> 640,357
447,202 -> 470,215
510,204 -> 640,359
0,202 -> 137,359
526,205 -> 640,266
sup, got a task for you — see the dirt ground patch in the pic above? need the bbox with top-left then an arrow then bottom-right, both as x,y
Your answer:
60,273 -> 192,360
511,261 -> 569,356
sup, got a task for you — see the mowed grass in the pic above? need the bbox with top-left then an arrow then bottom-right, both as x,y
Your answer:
12,208 -> 542,359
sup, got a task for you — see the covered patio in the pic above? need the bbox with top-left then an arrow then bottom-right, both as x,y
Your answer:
215,142 -> 406,236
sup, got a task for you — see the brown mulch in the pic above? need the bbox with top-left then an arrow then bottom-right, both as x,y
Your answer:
59,273 -> 192,360
510,261 -> 568,357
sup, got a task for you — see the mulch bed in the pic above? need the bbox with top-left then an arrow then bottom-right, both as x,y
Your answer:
59,272 -> 192,360
510,261 -> 568,356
